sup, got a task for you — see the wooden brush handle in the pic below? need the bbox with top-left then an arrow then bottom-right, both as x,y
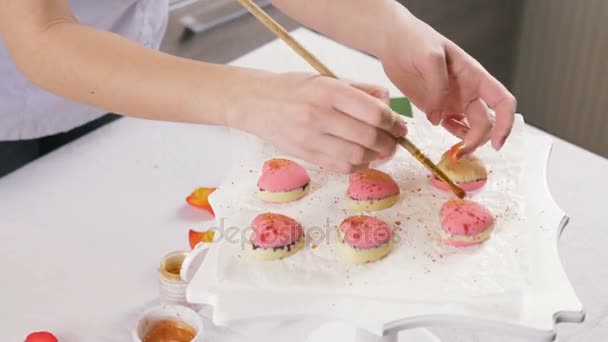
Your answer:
236,0 -> 336,78
237,0 -> 466,199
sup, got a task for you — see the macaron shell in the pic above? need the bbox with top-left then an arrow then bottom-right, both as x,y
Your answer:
250,213 -> 304,249
346,193 -> 400,211
440,199 -> 495,236
338,238 -> 393,264
339,215 -> 394,249
257,158 -> 311,192
347,169 -> 400,201
438,223 -> 494,247
431,175 -> 487,192
434,152 -> 488,185
249,235 -> 305,261
258,184 -> 310,203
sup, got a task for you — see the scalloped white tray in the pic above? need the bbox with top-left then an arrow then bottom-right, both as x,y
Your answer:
187,127 -> 583,341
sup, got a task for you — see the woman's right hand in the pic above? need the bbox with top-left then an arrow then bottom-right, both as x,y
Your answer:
227,72 -> 406,174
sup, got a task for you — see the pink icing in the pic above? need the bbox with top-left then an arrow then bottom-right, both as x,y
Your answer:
340,215 -> 393,249
347,169 -> 399,200
440,199 -> 494,236
250,213 -> 304,248
431,175 -> 487,192
257,159 -> 310,192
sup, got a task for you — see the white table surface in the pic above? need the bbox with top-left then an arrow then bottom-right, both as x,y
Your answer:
1,29 -> 607,342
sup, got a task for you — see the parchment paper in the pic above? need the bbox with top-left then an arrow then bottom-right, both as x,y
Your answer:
207,115 -> 528,305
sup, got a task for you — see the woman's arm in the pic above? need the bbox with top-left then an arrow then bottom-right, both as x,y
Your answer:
0,0 -> 264,125
0,0 -> 406,173
271,0 -> 402,58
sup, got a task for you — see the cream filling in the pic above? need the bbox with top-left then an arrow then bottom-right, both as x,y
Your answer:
438,224 -> 494,243
346,193 -> 400,211
257,184 -> 310,203
337,231 -> 393,264
248,235 -> 305,261
338,240 -> 393,265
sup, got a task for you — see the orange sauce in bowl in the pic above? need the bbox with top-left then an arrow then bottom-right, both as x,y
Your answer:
142,319 -> 196,342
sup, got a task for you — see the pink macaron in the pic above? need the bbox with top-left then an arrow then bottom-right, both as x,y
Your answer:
249,212 -> 305,260
347,169 -> 400,211
338,215 -> 394,264
257,158 -> 311,203
439,199 -> 495,247
431,151 -> 488,192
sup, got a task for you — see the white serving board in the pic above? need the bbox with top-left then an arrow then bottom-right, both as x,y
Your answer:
187,118 -> 583,340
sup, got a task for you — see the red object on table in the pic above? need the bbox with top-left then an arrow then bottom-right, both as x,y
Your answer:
185,187 -> 216,215
25,331 -> 58,342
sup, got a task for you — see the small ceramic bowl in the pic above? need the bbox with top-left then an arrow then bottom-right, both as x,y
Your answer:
158,251 -> 189,305
132,304 -> 203,342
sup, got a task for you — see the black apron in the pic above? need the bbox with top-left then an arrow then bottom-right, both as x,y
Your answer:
0,114 -> 120,177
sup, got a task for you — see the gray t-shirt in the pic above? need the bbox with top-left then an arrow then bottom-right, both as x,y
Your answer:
0,0 -> 168,140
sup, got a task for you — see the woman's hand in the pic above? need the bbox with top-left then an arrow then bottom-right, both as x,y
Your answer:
378,12 -> 517,155
228,72 -> 406,173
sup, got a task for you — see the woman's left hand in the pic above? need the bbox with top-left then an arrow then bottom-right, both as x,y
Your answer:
377,12 -> 517,155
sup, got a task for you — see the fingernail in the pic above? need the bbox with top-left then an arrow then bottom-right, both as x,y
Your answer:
500,134 -> 508,147
428,111 -> 441,126
449,142 -> 465,161
492,135 -> 508,150
392,118 -> 407,138
381,89 -> 390,104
